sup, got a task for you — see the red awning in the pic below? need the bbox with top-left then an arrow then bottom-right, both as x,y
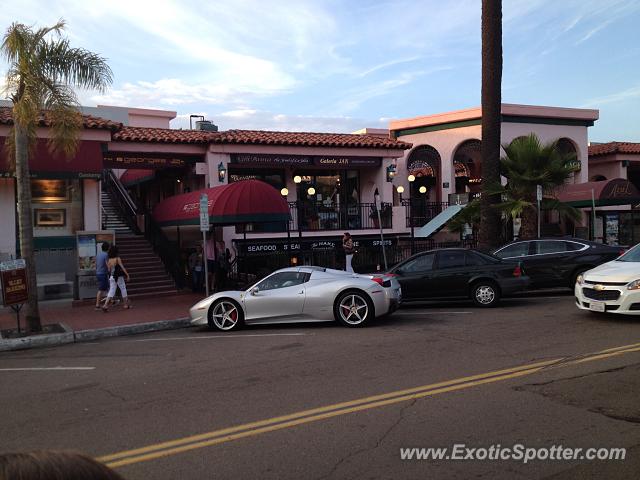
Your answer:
120,169 -> 155,186
152,179 -> 289,226
556,178 -> 640,207
0,138 -> 104,178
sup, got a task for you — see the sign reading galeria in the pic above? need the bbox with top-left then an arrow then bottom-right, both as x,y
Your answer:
0,259 -> 28,306
231,154 -> 381,168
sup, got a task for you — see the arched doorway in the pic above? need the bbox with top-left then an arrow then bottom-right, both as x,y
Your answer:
452,139 -> 481,199
557,138 -> 580,182
407,145 -> 441,202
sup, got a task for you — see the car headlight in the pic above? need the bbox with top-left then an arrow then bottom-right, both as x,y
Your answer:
576,274 -> 584,285
627,279 -> 640,290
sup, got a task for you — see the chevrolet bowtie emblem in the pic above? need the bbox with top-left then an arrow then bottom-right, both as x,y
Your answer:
594,284 -> 605,291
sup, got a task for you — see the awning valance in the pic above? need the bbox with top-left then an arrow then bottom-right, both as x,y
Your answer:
556,178 -> 640,207
152,179 -> 290,227
120,169 -> 155,186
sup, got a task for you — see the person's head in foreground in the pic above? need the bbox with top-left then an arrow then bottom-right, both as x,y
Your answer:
0,450 -> 125,480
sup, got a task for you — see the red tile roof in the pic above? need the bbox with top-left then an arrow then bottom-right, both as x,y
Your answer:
112,126 -> 412,149
0,107 -> 121,131
589,142 -> 640,157
112,126 -> 214,144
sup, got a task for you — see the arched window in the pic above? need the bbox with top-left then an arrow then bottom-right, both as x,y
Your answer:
452,139 -> 481,195
407,145 -> 441,202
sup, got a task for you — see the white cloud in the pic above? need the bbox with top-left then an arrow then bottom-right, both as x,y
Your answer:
582,85 -> 640,108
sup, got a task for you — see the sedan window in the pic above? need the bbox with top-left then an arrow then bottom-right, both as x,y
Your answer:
617,243 -> 640,262
466,251 -> 490,266
399,253 -> 435,273
534,241 -> 567,254
437,251 -> 466,269
256,272 -> 307,291
564,241 -> 586,251
494,242 -> 529,258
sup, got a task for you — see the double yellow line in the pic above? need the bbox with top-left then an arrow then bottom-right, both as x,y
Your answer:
99,341 -> 640,469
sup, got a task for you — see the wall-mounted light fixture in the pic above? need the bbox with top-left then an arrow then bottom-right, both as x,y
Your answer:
280,187 -> 289,197
386,164 -> 397,182
218,162 -> 226,183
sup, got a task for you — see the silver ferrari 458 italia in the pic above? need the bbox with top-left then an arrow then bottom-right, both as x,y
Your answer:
189,266 -> 402,331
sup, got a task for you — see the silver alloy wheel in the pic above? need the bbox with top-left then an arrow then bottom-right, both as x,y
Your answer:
338,294 -> 369,325
475,285 -> 496,305
211,301 -> 240,331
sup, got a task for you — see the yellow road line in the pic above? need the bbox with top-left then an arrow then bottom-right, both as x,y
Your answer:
99,342 -> 640,468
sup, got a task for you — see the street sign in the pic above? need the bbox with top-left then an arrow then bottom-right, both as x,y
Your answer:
0,259 -> 28,306
536,185 -> 543,201
199,194 -> 210,232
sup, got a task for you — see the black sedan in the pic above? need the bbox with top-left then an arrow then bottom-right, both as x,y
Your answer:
386,248 -> 530,307
492,238 -> 624,289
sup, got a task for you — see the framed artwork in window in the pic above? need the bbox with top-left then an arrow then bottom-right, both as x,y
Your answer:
31,179 -> 70,203
34,208 -> 66,227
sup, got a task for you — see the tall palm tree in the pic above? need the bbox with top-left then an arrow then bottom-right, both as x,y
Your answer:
478,0 -> 503,250
2,20 -> 112,332
492,133 -> 580,239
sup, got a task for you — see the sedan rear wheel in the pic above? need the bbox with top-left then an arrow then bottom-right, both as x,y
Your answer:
471,281 -> 500,307
208,299 -> 244,331
334,290 -> 373,327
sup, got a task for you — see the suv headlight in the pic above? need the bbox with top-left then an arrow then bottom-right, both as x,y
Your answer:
576,274 -> 584,285
627,279 -> 640,290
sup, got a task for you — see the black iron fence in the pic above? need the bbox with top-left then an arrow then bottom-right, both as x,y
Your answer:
402,200 -> 448,227
239,202 -> 393,233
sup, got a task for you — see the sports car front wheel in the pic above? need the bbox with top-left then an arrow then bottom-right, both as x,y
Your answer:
208,299 -> 244,331
334,290 -> 374,327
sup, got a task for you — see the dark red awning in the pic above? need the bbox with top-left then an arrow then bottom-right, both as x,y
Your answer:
0,138 -> 104,178
120,169 -> 155,186
152,179 -> 289,226
556,178 -> 640,207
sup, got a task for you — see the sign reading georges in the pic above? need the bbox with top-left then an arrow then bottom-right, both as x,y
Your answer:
103,155 -> 192,169
0,259 -> 28,306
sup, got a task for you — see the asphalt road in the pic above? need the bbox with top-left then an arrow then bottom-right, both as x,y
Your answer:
1,294 -> 639,479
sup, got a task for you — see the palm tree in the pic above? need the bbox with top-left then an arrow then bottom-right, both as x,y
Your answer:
478,0 -> 503,250
492,134 -> 580,239
1,20 -> 112,332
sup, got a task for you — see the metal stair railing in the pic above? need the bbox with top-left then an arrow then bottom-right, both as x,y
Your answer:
143,214 -> 187,289
102,170 -> 140,234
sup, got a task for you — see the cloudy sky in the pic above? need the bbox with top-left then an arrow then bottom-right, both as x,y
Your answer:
1,0 -> 639,141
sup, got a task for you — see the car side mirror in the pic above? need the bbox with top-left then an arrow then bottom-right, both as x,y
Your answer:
250,287 -> 259,296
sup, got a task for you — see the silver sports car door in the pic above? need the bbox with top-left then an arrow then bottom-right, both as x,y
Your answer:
243,272 -> 307,322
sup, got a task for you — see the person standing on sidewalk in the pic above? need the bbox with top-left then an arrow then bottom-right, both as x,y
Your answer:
188,244 -> 204,292
102,245 -> 131,312
95,242 -> 110,310
205,236 -> 217,293
343,232 -> 355,273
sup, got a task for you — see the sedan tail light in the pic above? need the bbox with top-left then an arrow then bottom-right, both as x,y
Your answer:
371,276 -> 393,288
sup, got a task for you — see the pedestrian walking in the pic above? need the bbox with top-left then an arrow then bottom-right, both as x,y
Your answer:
343,232 -> 355,273
95,241 -> 110,310
102,245 -> 131,312
188,244 -> 204,292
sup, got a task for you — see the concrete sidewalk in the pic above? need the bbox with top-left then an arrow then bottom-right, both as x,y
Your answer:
0,292 -> 204,352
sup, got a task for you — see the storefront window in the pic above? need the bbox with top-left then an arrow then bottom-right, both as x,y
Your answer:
31,179 -> 83,234
228,169 -> 285,190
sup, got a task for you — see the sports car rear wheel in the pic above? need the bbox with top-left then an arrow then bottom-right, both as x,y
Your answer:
334,290 -> 373,327
208,299 -> 244,331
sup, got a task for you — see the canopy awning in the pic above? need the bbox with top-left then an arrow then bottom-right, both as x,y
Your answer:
556,178 -> 640,207
152,179 -> 290,227
120,169 -> 155,186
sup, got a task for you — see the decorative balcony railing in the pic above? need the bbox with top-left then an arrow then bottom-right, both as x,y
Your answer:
239,201 -> 393,233
401,200 -> 448,228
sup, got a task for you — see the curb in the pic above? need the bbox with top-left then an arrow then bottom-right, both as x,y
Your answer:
0,317 -> 192,352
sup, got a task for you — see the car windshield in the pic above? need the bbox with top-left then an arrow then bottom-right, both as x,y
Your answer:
616,244 -> 640,262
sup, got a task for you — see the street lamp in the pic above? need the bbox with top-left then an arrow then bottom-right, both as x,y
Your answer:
280,187 -> 288,196
408,175 -> 415,254
419,185 -> 427,194
307,186 -> 316,196
293,175 -> 302,184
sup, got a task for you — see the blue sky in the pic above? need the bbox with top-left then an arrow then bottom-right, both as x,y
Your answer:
1,0 -> 639,141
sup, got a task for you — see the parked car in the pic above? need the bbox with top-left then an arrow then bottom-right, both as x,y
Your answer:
492,238 -> 624,289
575,243 -> 640,315
382,248 -> 529,307
189,266 -> 402,331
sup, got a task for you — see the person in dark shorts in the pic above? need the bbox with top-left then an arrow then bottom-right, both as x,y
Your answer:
95,242 -> 110,310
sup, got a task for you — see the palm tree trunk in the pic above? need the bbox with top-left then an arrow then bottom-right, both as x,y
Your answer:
14,124 -> 42,332
478,0 -> 503,250
519,206 -> 538,240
